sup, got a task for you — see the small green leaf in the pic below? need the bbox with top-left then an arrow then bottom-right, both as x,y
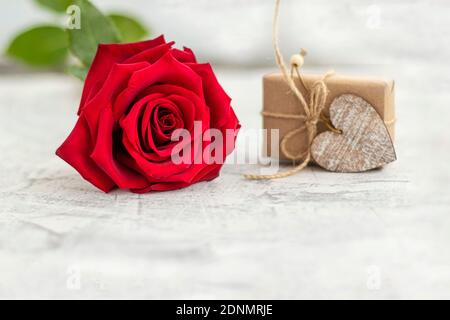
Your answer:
67,64 -> 89,81
67,0 -> 120,67
109,14 -> 149,43
6,25 -> 69,67
34,0 -> 73,13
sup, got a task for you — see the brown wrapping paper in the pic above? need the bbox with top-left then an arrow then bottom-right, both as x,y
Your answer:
263,73 -> 396,161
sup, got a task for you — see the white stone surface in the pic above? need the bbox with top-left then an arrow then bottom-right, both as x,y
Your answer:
0,63 -> 450,299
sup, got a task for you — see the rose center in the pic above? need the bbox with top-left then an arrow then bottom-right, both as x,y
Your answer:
158,110 -> 177,132
140,104 -> 183,148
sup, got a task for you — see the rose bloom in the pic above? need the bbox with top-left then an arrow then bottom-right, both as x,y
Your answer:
56,36 -> 240,193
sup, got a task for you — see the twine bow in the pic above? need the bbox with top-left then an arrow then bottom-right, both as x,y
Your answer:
244,0 -> 337,180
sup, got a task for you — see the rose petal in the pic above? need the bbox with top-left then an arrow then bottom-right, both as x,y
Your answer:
121,90 -> 207,166
122,134 -> 190,180
120,96 -> 171,158
150,103 -> 184,146
187,63 -> 232,128
121,98 -> 188,163
56,115 -> 116,193
221,107 -> 241,157
123,42 -> 175,64
131,164 -> 221,193
83,62 -> 150,139
90,107 -> 149,190
79,35 -> 167,114
171,47 -> 197,63
122,84 -> 209,127
165,94 -> 197,131
113,52 -> 205,118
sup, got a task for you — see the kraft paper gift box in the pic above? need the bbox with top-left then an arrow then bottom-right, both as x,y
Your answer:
263,73 -> 396,161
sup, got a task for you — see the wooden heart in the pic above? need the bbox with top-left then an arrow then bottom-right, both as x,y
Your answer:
311,94 -> 396,172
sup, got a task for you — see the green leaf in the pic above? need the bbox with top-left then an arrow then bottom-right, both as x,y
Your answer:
67,64 -> 89,81
109,14 -> 149,43
67,0 -> 120,67
34,0 -> 73,13
6,25 -> 69,67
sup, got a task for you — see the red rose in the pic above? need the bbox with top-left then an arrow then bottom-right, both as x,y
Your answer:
56,35 -> 240,193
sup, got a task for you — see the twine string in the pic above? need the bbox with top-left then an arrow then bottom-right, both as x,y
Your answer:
244,0 -> 333,180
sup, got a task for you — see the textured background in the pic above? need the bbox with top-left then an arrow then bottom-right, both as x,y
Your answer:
2,0 -> 449,66
1,65 -> 450,299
